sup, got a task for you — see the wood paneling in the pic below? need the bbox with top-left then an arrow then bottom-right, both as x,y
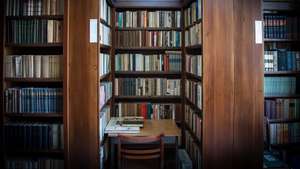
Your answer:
232,0 -> 263,168
68,0 -> 99,168
203,0 -> 263,168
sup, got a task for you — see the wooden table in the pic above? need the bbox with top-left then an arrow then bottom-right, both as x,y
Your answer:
107,120 -> 181,169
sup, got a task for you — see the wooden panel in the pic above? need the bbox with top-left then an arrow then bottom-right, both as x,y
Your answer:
232,0 -> 263,168
68,0 -> 99,168
202,0 -> 235,168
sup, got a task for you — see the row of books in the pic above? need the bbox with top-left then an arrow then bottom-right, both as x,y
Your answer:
269,123 -> 300,145
4,88 -> 63,113
185,105 -> 202,141
5,159 -> 64,169
99,53 -> 110,77
99,107 -> 110,144
264,15 -> 299,39
265,99 -> 300,120
264,77 -> 298,96
116,31 -> 181,48
185,22 -> 202,46
115,78 -> 181,96
6,0 -> 64,16
100,0 -> 111,25
264,50 -> 300,72
115,103 -> 179,120
7,20 -> 63,44
5,55 -> 62,79
115,53 -> 182,72
100,23 -> 111,46
186,80 -> 202,109
184,0 -> 202,27
185,130 -> 202,169
116,11 -> 181,28
186,54 -> 202,76
99,82 -> 112,110
4,123 -> 64,150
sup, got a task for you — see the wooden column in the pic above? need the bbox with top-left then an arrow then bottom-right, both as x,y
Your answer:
203,0 -> 263,168
67,0 -> 99,168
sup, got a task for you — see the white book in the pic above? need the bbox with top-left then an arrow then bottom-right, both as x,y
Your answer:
14,55 -> 22,77
28,55 -> 34,78
34,55 -> 42,78
42,55 -> 50,78
47,20 -> 54,43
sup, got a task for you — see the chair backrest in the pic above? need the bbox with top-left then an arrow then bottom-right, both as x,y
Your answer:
117,134 -> 164,169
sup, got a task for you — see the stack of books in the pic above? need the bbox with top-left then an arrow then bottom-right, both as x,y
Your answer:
105,117 -> 144,134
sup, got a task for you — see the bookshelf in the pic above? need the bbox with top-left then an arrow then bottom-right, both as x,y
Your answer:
263,0 -> 300,167
1,0 -> 66,168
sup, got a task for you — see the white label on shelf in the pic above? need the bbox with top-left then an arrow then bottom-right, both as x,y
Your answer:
255,20 -> 263,44
90,19 -> 98,43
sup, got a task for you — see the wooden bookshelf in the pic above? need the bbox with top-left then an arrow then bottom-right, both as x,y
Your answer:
115,47 -> 182,53
115,96 -> 182,103
5,113 -> 63,118
267,118 -> 300,124
184,122 -> 202,148
264,95 -> 300,99
185,98 -> 202,115
116,27 -> 182,31
5,78 -> 63,83
186,72 -> 202,82
264,71 -> 300,76
184,18 -> 202,30
264,38 -> 300,43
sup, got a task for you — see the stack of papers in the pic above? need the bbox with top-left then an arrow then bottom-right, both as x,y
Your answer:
105,117 -> 143,134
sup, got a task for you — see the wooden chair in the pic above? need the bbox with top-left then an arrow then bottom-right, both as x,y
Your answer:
117,134 -> 164,169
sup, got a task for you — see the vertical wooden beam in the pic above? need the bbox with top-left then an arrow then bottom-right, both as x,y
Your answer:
68,0 -> 99,168
203,0 -> 235,168
232,0 -> 263,168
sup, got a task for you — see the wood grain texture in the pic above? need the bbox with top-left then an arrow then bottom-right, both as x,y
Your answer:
68,0 -> 99,168
203,0 -> 263,169
203,0 -> 235,168
232,0 -> 263,168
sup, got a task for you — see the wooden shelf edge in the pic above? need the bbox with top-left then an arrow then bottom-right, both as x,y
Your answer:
5,43 -> 63,48
115,47 -> 182,52
185,98 -> 202,116
184,19 -> 202,30
116,27 -> 182,31
267,118 -> 300,124
264,38 -> 300,42
186,72 -> 202,82
264,71 -> 300,76
264,95 -> 300,99
100,73 -> 111,81
115,71 -> 182,79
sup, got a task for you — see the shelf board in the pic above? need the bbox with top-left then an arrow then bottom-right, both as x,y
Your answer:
186,73 -> 202,82
115,96 -> 182,103
265,95 -> 300,99
100,73 -> 111,82
264,71 -> 300,76
270,143 -> 300,149
185,44 -> 202,54
99,98 -> 112,115
184,19 -> 202,30
5,113 -> 63,118
115,47 -> 181,53
264,38 -> 300,42
184,123 -> 202,148
115,71 -> 182,79
185,98 -> 202,116
116,27 -> 182,31
100,44 -> 111,51
267,118 -> 300,124
6,15 -> 64,20
100,18 -> 111,28
263,2 -> 299,11
5,43 -> 63,48
5,78 -> 63,83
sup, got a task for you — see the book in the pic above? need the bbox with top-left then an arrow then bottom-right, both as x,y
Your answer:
4,88 -> 63,113
186,80 -> 202,109
118,116 -> 144,127
6,19 -> 63,44
100,23 -> 111,46
4,123 -> 64,150
264,77 -> 298,96
184,0 -> 202,27
5,158 -> 64,169
116,10 -> 181,28
105,117 -> 140,134
99,107 -> 110,143
185,22 -> 202,46
185,105 -> 202,141
185,130 -> 202,169
99,53 -> 110,77
264,14 -> 299,39
265,99 -> 300,120
5,55 -> 62,78
264,50 -> 300,71
6,0 -> 64,16
269,123 -> 300,145
186,54 -> 202,76
116,30 -> 181,48
115,52 -> 182,72
100,0 -> 111,25
116,103 -> 179,120
99,82 -> 112,110
115,78 -> 181,96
